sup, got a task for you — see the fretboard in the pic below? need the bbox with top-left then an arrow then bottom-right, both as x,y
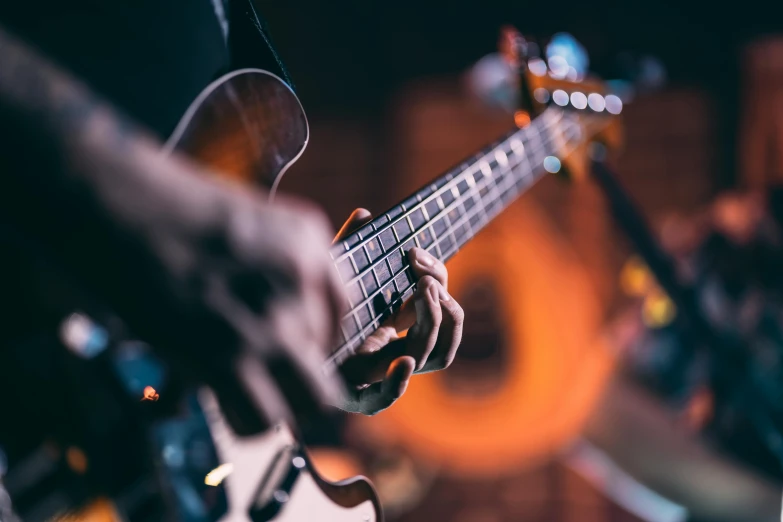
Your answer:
326,107 -> 582,367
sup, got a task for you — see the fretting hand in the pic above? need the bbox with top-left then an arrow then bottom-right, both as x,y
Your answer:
331,209 -> 465,415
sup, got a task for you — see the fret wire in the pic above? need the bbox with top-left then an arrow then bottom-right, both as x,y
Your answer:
332,108 -> 563,266
330,114 -> 562,360
340,114 -> 559,318
335,110 -> 564,295
340,128 -> 544,316
332,125 -> 560,361
334,113 -> 608,365
330,164 -> 546,365
439,126 -> 558,261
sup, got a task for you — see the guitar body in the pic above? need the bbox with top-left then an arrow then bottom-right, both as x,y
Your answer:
165,69 -> 381,522
4,30 -> 622,522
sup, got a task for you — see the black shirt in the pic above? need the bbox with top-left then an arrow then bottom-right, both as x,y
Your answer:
0,0 -> 284,138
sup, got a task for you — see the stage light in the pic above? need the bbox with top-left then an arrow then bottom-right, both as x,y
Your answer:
533,88 -> 550,104
552,89 -> 569,106
514,110 -> 531,128
605,94 -> 623,114
141,385 -> 160,402
570,91 -> 588,110
543,156 -> 561,173
588,93 -> 606,112
205,463 -> 234,486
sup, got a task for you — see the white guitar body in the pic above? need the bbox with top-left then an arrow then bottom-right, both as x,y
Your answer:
165,69 -> 383,522
198,390 -> 378,522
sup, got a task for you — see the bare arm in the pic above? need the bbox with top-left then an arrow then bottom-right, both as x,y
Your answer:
0,24 -> 345,434
0,24 -> 467,423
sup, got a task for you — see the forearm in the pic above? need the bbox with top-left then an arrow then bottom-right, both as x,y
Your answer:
585,375 -> 781,522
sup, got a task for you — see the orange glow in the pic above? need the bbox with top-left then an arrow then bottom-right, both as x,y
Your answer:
352,200 -> 614,477
619,256 -> 653,296
514,110 -> 531,128
642,291 -> 676,328
308,448 -> 365,482
141,386 -> 159,402
66,446 -> 88,475
50,498 -> 120,522
682,386 -> 714,432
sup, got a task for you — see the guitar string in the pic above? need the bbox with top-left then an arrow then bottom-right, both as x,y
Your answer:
331,113 -> 580,359
203,114 -> 590,472
327,112 -> 586,366
332,109 -> 564,316
331,108 -> 561,267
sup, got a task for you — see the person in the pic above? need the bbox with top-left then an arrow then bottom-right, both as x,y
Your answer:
0,0 -> 463,487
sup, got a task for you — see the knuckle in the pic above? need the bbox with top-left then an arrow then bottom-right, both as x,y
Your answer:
360,326 -> 396,352
417,275 -> 438,293
452,302 -> 465,324
359,336 -> 384,354
434,260 -> 448,275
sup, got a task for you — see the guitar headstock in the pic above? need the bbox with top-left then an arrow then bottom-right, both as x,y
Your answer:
499,27 -> 625,181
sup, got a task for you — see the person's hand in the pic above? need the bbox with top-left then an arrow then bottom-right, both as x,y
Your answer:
330,209 -> 465,415
81,144 -> 348,437
187,186 -> 348,436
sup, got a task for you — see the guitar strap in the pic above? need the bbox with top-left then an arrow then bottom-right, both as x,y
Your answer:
229,0 -> 296,92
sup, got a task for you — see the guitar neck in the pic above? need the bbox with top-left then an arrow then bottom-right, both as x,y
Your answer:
327,107 -> 581,366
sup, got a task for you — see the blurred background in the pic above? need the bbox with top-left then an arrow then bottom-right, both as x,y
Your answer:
6,2 -> 783,522
261,1 -> 783,521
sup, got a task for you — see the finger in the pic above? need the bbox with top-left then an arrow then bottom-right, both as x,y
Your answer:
340,276 -> 443,381
418,286 -> 464,373
339,328 -> 406,386
406,276 -> 443,370
394,247 -> 448,330
408,247 -> 447,289
334,208 -> 373,242
343,355 -> 416,415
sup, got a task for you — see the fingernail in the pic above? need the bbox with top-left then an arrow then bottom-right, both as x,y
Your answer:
439,287 -> 451,302
416,248 -> 435,267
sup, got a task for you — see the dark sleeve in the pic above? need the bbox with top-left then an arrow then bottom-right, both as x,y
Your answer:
0,0 -> 230,139
228,0 -> 295,91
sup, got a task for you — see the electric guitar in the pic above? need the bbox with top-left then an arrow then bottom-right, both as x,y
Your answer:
2,28 -> 623,522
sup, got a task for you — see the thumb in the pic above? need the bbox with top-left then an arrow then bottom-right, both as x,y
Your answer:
334,208 -> 373,242
382,355 -> 416,400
